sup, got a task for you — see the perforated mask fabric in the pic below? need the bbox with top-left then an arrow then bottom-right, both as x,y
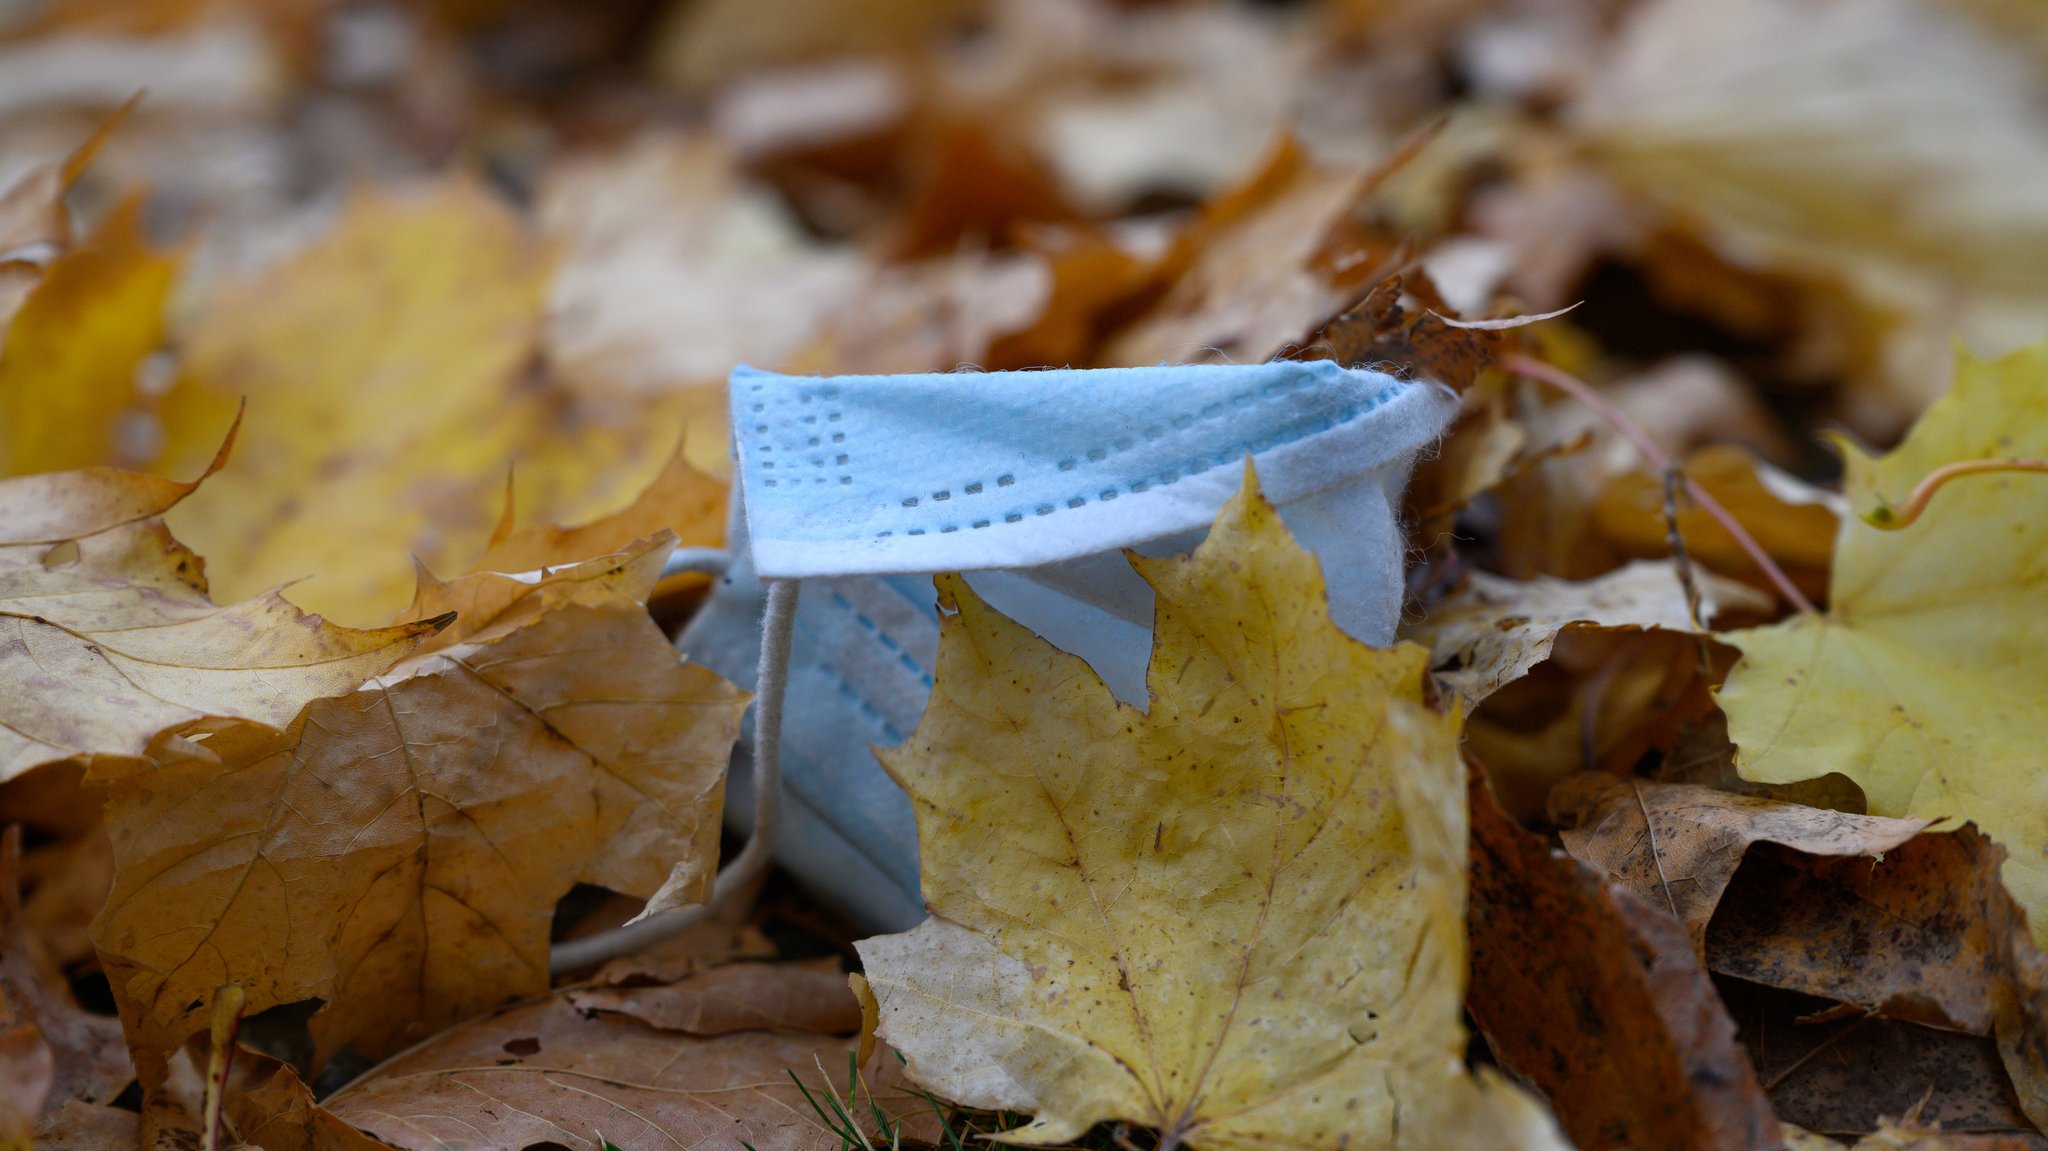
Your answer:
681,361 -> 1460,932
735,359 -> 1450,577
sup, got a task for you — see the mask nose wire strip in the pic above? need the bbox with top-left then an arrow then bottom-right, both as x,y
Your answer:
549,576 -> 798,974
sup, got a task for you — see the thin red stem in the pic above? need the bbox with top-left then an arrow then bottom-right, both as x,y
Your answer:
1504,355 -> 1818,615
1864,458 -> 2048,530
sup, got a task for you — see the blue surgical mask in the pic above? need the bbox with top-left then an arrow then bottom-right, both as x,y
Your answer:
680,360 -> 1456,933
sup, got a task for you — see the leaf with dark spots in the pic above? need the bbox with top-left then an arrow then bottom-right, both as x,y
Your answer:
1553,775 -> 1927,953
1706,829 -> 2008,1034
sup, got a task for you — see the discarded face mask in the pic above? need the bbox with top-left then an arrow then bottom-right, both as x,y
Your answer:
680,359 -> 1459,935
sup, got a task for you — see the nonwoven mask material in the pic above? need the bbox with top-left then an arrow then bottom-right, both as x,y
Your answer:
682,361 -> 1459,933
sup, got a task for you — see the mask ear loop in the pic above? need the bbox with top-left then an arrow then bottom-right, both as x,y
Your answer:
549,575 -> 799,974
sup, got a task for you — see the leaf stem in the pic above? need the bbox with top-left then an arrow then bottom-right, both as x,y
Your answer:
1862,458 -> 2048,530
201,982 -> 245,1151
1503,355 -> 1818,616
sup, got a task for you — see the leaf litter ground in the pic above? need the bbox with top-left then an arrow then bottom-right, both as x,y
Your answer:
3,2 -> 2048,1150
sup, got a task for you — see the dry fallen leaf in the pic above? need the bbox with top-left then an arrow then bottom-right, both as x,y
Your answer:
538,133 -> 868,409
0,97 -> 132,329
0,191 -> 177,476
29,1101 -> 138,1151
1101,139 -> 1388,368
1719,339 -> 2048,944
1573,0 -> 2048,421
1406,559 -> 1769,704
1794,1118 -> 2048,1150
0,451 -> 443,783
1560,780 -> 2048,1133
1703,822 -> 2013,1035
228,1059 -> 388,1151
152,178 -> 684,626
1306,274 -> 1511,393
1466,765 -> 1779,1151
856,467 -> 1566,1150
1550,775 -> 1927,954
566,959 -> 861,1037
310,962 -> 931,1151
91,537 -> 747,1077
478,438 -> 727,578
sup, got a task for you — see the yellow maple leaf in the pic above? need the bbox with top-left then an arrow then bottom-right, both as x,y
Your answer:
1720,337 -> 2048,942
90,536 -> 747,1078
477,439 -> 726,578
855,466 -> 1564,1151
0,192 -> 179,477
151,179 -> 686,627
0,447 -> 441,784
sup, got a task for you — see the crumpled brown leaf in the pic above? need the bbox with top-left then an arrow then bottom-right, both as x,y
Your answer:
1788,1117 -> 2047,1150
1551,775 -> 1927,953
1558,778 -> 2048,1133
1695,821 -> 2013,1035
1467,765 -> 1780,1151
91,537 -> 747,1079
1305,273 -> 1509,392
1407,559 -> 1769,704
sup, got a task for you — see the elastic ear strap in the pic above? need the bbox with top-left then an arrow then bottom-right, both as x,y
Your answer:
549,576 -> 799,974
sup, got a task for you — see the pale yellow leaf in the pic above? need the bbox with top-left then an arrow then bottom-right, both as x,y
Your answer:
1721,338 -> 2048,943
0,453 -> 440,784
855,467 -> 1566,1151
